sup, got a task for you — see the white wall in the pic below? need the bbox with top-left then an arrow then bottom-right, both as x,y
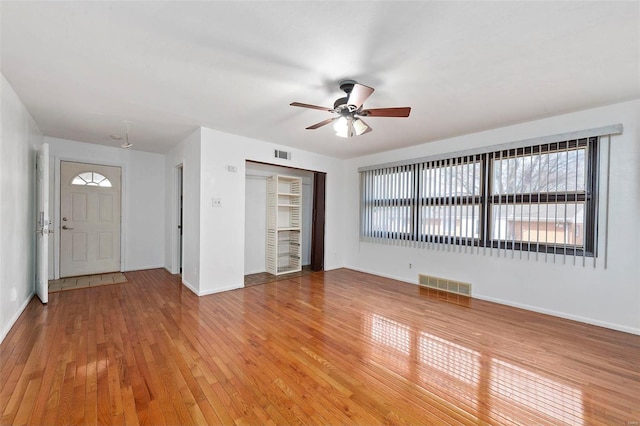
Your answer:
47,137 -> 166,277
244,175 -> 268,274
195,127 -> 345,295
164,128 -> 201,292
345,100 -> 640,334
0,74 -> 43,343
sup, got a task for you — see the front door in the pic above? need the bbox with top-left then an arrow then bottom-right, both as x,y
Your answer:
60,161 -> 121,277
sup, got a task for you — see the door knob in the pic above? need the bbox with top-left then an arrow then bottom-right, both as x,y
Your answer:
62,225 -> 74,230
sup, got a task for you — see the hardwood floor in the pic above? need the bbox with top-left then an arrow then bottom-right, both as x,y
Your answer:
244,266 -> 313,287
1,268 -> 638,425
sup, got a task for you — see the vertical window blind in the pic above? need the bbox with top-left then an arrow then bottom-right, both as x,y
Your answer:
360,126 -> 620,267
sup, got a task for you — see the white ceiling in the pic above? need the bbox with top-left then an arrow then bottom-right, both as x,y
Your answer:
1,1 -> 638,159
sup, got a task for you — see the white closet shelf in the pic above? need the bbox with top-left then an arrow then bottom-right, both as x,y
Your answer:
267,175 -> 302,276
277,253 -> 300,258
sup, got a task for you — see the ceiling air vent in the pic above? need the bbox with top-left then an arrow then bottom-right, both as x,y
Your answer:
274,149 -> 291,160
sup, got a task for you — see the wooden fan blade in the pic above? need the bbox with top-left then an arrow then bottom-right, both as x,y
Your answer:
290,102 -> 333,112
306,117 -> 337,130
348,83 -> 374,109
360,107 -> 411,117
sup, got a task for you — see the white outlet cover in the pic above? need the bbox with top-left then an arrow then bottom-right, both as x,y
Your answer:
212,198 -> 222,207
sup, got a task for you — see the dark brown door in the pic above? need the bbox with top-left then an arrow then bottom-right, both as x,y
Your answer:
310,172 -> 326,271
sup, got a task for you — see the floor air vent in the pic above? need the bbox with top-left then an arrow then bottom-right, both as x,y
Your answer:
418,274 -> 471,296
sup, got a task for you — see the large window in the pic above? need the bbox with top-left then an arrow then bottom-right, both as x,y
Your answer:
360,137 -> 600,258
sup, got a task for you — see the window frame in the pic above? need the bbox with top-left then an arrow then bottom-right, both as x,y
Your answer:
71,171 -> 113,188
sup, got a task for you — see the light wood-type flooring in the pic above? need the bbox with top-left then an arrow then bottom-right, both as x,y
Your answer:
244,266 -> 313,287
1,268 -> 638,425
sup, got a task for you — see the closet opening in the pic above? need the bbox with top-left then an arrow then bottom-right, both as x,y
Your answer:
244,160 -> 326,286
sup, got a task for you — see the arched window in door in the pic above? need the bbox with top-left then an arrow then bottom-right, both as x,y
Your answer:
71,172 -> 112,187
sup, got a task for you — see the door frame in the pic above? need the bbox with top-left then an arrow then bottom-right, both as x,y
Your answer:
244,160 -> 325,273
53,156 -> 126,279
171,163 -> 184,275
310,172 -> 326,271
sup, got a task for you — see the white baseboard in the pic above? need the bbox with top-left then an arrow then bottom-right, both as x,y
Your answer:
323,263 -> 346,272
343,265 -> 416,285
343,265 -> 640,336
244,269 -> 266,275
180,279 -> 243,297
0,292 -> 35,345
473,294 -> 640,336
199,284 -> 244,296
181,279 -> 199,295
123,265 -> 164,272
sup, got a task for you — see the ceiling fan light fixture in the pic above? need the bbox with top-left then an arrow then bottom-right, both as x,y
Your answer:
333,116 -> 348,133
352,118 -> 369,136
335,116 -> 369,138
335,126 -> 349,138
334,116 -> 354,138
121,124 -> 133,149
118,120 -> 133,149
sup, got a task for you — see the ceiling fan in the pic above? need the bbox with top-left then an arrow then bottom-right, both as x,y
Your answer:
290,80 -> 411,138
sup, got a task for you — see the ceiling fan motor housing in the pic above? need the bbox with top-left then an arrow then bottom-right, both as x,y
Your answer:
333,97 -> 348,110
339,80 -> 356,95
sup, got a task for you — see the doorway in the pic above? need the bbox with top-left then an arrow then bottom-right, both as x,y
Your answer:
244,161 -> 326,286
59,161 -> 122,277
176,165 -> 184,275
